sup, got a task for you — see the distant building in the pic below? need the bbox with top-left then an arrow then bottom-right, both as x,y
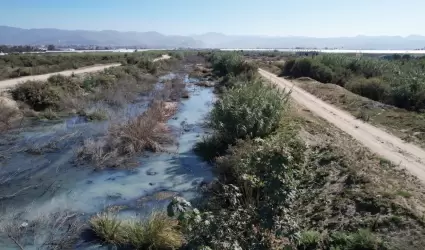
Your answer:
295,51 -> 319,56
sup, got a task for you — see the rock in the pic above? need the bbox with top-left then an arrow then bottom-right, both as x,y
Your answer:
20,222 -> 29,228
146,169 -> 158,176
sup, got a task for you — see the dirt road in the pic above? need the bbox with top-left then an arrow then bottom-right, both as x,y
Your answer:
259,68 -> 425,182
0,54 -> 172,91
153,54 -> 171,61
0,63 -> 121,91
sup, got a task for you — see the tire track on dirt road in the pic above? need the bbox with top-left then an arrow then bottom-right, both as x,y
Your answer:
259,68 -> 425,182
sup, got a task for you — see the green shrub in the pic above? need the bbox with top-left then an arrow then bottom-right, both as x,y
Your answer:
123,212 -> 184,250
90,213 -> 126,245
210,52 -> 256,78
330,229 -> 384,250
346,77 -> 390,102
298,230 -> 322,250
90,212 -> 183,249
282,58 -> 333,83
210,79 -> 289,144
11,81 -> 61,111
281,58 -> 296,76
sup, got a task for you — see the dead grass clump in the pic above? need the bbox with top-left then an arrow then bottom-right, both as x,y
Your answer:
89,212 -> 184,249
78,100 -> 176,168
93,77 -> 151,106
166,77 -> 188,101
0,210 -> 84,250
0,99 -> 20,132
77,138 -> 123,168
108,101 -> 175,154
195,81 -> 215,87
89,212 -> 125,245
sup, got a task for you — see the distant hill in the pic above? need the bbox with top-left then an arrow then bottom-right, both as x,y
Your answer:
1,26 -> 425,49
0,26 -> 204,48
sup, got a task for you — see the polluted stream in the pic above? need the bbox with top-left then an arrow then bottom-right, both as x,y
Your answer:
0,73 -> 215,249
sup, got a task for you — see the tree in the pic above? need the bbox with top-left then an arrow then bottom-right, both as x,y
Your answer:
47,44 -> 55,51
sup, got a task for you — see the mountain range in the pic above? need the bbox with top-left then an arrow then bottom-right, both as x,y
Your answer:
1,26 -> 425,49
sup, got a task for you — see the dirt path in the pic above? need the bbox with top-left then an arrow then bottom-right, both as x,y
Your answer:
0,63 -> 121,91
0,54 -> 172,91
259,68 -> 425,182
153,54 -> 171,61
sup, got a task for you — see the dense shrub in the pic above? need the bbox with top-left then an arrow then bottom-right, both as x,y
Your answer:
210,79 -> 289,144
10,65 -> 157,112
346,77 -> 390,102
210,52 -> 257,78
281,54 -> 425,111
11,81 -> 61,111
282,58 -> 333,83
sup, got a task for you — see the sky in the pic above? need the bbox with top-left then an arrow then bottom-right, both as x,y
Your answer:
1,0 -> 424,37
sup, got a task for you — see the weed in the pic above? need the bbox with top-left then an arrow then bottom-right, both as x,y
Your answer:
108,104 -> 174,154
11,80 -> 61,111
298,230 -> 322,249
39,108 -> 58,120
210,79 -> 289,144
123,212 -> 184,249
84,109 -> 109,121
90,212 -> 126,245
0,99 -> 19,132
89,212 -> 183,249
396,190 -> 413,198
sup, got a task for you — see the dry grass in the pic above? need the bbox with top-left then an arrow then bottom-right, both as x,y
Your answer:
93,76 -> 153,106
77,100 -> 177,168
76,138 -> 123,168
288,104 -> 425,249
0,100 -> 20,132
296,79 -> 425,149
89,212 -> 126,245
162,77 -> 189,101
89,212 -> 184,249
0,210 -> 84,250
109,100 -> 176,153
123,212 -> 184,249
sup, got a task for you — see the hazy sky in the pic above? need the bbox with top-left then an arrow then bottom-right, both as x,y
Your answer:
1,0 -> 424,37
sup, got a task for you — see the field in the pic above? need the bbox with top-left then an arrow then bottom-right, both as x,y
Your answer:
0,50 -> 169,80
0,50 -> 424,249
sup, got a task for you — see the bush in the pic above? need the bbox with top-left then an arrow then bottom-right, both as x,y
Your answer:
346,77 -> 390,102
210,79 -> 289,144
210,52 -> 257,78
282,58 -> 333,83
298,231 -> 322,250
11,81 -> 61,111
90,212 -> 183,249
123,212 -> 184,249
90,213 -> 125,245
108,101 -> 175,155
329,229 -> 383,250
281,58 -> 296,76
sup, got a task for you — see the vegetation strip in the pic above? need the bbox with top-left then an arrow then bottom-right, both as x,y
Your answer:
259,68 -> 425,183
